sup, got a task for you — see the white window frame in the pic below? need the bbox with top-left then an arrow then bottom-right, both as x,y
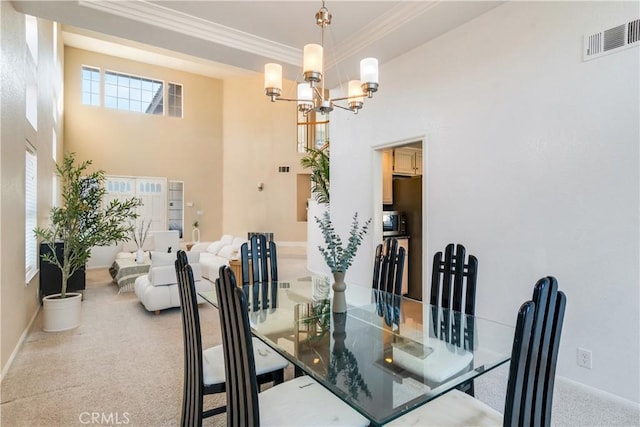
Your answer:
168,82 -> 183,118
104,70 -> 164,115
25,145 -> 38,283
81,65 -> 101,107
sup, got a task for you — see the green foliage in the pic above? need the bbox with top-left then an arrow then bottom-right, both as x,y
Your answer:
328,346 -> 373,400
300,144 -> 330,205
315,211 -> 371,273
34,153 -> 142,298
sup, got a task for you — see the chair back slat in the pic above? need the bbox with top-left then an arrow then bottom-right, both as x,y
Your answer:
175,250 -> 204,427
542,287 -> 566,425
503,301 -> 535,427
240,235 -> 278,311
372,238 -> 406,328
216,266 -> 260,427
464,255 -> 478,315
431,243 -> 477,315
430,243 -> 478,396
504,276 -> 566,427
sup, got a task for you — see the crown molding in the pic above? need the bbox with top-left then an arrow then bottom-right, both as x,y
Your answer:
79,0 -> 302,65
329,1 -> 439,68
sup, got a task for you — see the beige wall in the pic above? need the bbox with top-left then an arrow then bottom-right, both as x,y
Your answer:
1,4 -> 62,375
64,47 -> 223,241
222,76 -> 308,242
1,14 -> 308,377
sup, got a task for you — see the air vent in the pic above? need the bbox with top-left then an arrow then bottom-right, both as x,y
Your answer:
583,18 -> 640,61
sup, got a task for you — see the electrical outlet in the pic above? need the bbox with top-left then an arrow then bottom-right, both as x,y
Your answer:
577,347 -> 592,369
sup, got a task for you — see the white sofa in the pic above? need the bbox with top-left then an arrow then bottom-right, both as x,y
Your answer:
189,235 -> 247,282
134,251 -> 211,313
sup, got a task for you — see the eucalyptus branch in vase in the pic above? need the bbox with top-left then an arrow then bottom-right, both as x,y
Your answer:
315,211 -> 371,273
131,219 -> 151,249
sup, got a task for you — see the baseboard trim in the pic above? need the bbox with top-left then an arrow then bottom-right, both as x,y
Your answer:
1,303 -> 41,382
556,375 -> 640,409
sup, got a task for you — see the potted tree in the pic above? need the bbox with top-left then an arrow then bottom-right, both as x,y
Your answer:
300,143 -> 330,205
34,153 -> 141,331
301,144 -> 331,276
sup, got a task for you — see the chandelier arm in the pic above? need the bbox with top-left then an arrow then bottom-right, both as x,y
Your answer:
313,86 -> 325,101
272,97 -> 302,103
332,103 -> 354,112
331,94 -> 366,102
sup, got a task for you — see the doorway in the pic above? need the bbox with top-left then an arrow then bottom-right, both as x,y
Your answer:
376,139 -> 425,301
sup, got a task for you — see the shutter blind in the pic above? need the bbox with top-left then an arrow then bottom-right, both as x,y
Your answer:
25,148 -> 38,282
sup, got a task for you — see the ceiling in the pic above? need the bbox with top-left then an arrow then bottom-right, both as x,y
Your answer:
13,1 -> 503,86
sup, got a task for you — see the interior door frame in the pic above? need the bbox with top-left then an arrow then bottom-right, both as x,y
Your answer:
372,135 -> 427,300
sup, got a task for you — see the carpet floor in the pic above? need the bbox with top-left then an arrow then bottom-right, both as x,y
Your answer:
1,251 -> 638,426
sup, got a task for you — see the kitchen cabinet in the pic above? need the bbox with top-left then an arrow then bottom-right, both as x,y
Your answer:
382,150 -> 393,204
393,148 -> 422,176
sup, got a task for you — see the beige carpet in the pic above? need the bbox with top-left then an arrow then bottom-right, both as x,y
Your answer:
0,254 -> 305,427
3,248 -> 638,426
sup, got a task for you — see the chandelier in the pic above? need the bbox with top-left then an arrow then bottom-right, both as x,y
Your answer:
264,1 -> 379,116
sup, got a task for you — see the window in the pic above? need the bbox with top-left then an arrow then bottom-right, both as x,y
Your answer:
168,83 -> 183,118
25,146 -> 38,283
52,129 -> 57,161
25,73 -> 38,130
105,71 -> 163,115
53,22 -> 57,63
168,181 -> 184,238
82,66 -> 101,106
52,173 -> 58,208
25,15 -> 38,65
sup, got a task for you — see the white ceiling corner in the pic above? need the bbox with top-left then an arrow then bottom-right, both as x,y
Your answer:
78,0 -> 302,65
330,1 -> 440,66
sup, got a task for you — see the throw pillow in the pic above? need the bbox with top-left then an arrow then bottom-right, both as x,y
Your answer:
218,245 -> 238,260
231,236 -> 247,249
206,241 -> 224,255
186,251 -> 200,264
220,234 -> 234,245
150,251 -> 176,266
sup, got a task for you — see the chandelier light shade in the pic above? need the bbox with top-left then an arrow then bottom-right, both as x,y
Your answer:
264,1 -> 379,115
264,63 -> 283,98
360,58 -> 379,97
303,44 -> 323,82
297,83 -> 314,112
348,80 -> 364,111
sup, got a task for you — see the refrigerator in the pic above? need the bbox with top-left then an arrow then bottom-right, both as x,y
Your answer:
393,176 -> 422,300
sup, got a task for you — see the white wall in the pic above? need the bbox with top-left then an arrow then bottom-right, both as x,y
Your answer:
330,2 -> 639,403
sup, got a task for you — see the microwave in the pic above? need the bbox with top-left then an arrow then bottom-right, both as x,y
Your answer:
382,211 -> 407,237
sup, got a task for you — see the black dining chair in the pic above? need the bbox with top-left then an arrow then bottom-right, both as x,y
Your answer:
215,265 -> 369,427
174,251 -> 288,427
240,234 -> 278,311
430,243 -> 478,395
388,276 -> 566,426
372,238 -> 406,328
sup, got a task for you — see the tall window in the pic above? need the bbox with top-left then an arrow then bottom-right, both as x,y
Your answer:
105,71 -> 163,115
25,146 -> 38,283
168,83 -> 183,118
25,15 -> 38,65
82,66 -> 101,106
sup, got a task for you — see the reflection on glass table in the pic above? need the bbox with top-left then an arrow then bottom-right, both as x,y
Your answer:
199,278 -> 514,426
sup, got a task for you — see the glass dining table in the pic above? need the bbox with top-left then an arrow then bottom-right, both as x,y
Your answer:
199,278 -> 515,426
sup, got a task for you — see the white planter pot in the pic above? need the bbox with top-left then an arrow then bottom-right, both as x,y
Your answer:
135,247 -> 145,264
42,293 -> 82,332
